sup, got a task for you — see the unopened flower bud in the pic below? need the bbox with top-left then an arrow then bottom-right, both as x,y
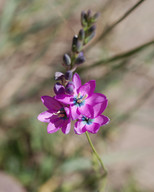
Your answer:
88,25 -> 96,35
81,11 -> 87,27
77,30 -> 85,52
76,41 -> 83,52
54,82 -> 65,95
63,54 -> 71,66
72,35 -> 78,52
87,9 -> 92,20
78,29 -> 85,41
65,82 -> 75,95
74,52 -> 85,65
65,70 -> 73,80
54,72 -> 64,81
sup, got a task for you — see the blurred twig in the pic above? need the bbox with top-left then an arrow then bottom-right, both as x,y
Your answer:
0,0 -> 19,33
109,80 -> 154,129
79,40 -> 154,72
87,0 -> 146,51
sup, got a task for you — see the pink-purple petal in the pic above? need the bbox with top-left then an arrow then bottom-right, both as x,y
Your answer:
86,122 -> 100,134
88,80 -> 96,95
94,115 -> 109,125
41,96 -> 62,111
86,93 -> 107,105
52,118 -> 63,128
71,105 -> 80,120
37,111 -> 52,123
49,115 -> 59,123
93,102 -> 108,117
64,106 -> 70,117
101,115 -> 110,125
77,104 -> 94,118
55,94 -> 72,104
78,80 -> 95,97
74,121 -> 86,135
61,120 -> 71,134
72,73 -> 81,91
47,123 -> 60,134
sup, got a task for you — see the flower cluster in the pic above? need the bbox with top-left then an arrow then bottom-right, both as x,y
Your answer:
37,10 -> 109,135
38,73 -> 109,135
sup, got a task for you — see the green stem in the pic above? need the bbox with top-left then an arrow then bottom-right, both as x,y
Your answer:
78,40 -> 154,73
85,131 -> 107,177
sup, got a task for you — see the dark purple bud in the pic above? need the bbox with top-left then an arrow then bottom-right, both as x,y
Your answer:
72,35 -> 78,52
63,54 -> 71,66
54,72 -> 64,81
81,11 -> 87,27
65,82 -> 75,95
74,52 -> 85,65
54,82 -> 65,95
78,29 -> 85,41
65,70 -> 73,80
88,25 -> 96,34
76,40 -> 82,52
87,9 -> 92,19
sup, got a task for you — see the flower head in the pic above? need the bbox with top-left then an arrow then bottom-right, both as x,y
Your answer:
37,96 -> 71,134
74,103 -> 109,135
55,73 -> 108,121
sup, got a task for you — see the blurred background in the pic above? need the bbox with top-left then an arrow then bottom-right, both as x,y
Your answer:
0,0 -> 154,191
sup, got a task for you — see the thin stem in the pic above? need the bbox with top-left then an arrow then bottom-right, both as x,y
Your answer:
102,0 -> 146,37
85,131 -> 107,177
87,0 -> 146,51
78,39 -> 154,73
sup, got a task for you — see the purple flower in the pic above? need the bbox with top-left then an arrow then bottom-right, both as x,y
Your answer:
55,73 -> 108,120
74,103 -> 109,135
37,96 -> 71,134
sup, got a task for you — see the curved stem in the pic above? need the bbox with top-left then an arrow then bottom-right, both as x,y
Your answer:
86,0 -> 146,51
85,131 -> 107,177
79,40 -> 154,73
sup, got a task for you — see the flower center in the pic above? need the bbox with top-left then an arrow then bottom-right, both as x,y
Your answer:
82,116 -> 94,125
53,108 -> 68,120
73,93 -> 87,107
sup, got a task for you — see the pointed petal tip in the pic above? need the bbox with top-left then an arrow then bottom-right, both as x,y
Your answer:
47,123 -> 60,134
37,111 -> 52,123
101,115 -> 110,125
61,120 -> 71,134
73,73 -> 81,90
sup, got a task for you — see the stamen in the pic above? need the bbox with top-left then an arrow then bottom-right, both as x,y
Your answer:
77,98 -> 82,103
77,93 -> 88,104
82,94 -> 88,100
58,113 -> 65,118
52,110 -> 61,115
73,93 -> 88,107
52,108 -> 67,120
77,92 -> 81,99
